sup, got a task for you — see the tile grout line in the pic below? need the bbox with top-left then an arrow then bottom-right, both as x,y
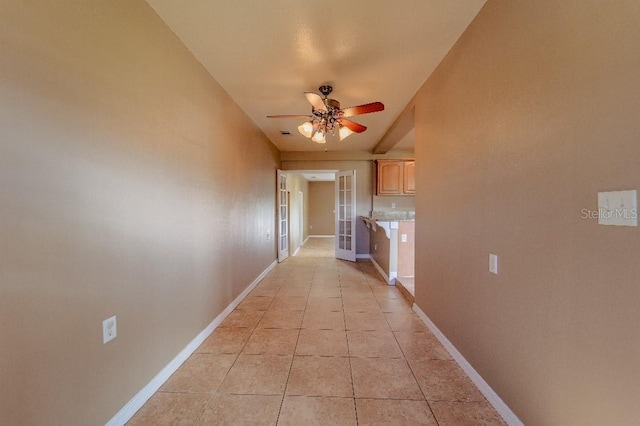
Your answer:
274,262 -> 316,425
190,283 -> 277,426
364,259 -> 441,426
387,314 -> 442,426
339,264 -> 362,425
201,274 -> 285,422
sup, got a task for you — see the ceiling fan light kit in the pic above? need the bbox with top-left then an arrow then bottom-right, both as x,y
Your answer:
297,121 -> 314,138
267,85 -> 384,144
311,131 -> 326,144
339,126 -> 354,141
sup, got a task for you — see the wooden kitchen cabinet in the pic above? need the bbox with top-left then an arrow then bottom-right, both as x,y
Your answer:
403,161 -> 415,194
377,161 -> 403,194
376,160 -> 415,195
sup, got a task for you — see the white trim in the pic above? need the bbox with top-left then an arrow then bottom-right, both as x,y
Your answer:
369,256 -> 396,285
298,190 -> 304,256
303,235 -> 310,245
106,260 -> 277,426
292,246 -> 301,257
307,235 -> 334,238
412,304 -> 524,426
355,254 -> 371,259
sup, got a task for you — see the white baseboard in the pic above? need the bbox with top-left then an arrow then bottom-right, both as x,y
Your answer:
307,235 -> 334,238
106,260 -> 277,426
355,254 -> 370,259
369,256 -> 395,285
412,304 -> 523,426
292,234 -> 313,256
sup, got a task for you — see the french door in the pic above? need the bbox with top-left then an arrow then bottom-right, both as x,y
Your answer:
277,170 -> 289,262
335,170 -> 356,262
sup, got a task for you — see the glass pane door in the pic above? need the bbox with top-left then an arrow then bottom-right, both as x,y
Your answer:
277,170 -> 288,262
335,170 -> 356,262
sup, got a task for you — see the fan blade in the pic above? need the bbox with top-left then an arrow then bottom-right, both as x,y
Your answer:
266,115 -> 312,119
341,101 -> 384,117
339,118 -> 367,133
304,92 -> 328,112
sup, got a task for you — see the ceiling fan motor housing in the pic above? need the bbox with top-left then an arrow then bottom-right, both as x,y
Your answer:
318,85 -> 333,97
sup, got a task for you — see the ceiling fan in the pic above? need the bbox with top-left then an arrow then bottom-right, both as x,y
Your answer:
267,85 -> 384,144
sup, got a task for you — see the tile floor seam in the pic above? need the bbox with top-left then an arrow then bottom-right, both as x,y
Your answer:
345,322 -> 361,425
273,384 -> 293,424
392,328 -> 443,426
340,264 -> 376,425
210,311 -> 263,402
192,394 -> 215,426
275,264 -> 315,425
219,391 -> 285,396
335,264 -> 362,426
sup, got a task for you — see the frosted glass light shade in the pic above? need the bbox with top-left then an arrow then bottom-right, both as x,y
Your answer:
312,131 -> 326,144
298,121 -> 314,138
339,126 -> 354,141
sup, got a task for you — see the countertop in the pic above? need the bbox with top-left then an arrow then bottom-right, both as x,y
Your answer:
361,212 -> 415,239
361,211 -> 415,222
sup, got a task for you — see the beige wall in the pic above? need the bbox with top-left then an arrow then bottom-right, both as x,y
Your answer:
373,193 -> 415,212
0,2 -> 279,424
414,1 -> 640,424
308,181 -> 335,235
282,159 -> 373,255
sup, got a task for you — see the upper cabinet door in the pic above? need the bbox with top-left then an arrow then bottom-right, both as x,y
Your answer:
376,160 -> 415,195
377,161 -> 403,195
403,161 -> 415,194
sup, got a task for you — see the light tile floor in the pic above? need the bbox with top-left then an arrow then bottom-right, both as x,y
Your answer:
128,238 -> 506,425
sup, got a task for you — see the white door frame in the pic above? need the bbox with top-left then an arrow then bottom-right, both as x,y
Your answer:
298,190 -> 304,248
335,170 -> 357,262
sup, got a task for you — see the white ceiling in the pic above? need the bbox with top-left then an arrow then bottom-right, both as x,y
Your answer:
146,0 -> 486,152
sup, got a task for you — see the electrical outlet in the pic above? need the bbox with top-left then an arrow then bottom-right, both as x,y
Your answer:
401,233 -> 408,242
266,230 -> 271,240
103,315 -> 117,344
374,244 -> 378,251
391,203 -> 396,209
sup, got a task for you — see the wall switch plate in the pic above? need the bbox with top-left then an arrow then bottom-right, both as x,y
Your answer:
401,233 -> 408,242
266,230 -> 271,240
103,315 -> 117,344
489,254 -> 498,275
597,190 -> 637,226
374,244 -> 378,251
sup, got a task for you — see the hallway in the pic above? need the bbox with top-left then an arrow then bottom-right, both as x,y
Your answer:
128,238 -> 505,425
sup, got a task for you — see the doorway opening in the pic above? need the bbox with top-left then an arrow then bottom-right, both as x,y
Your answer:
276,169 -> 356,262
